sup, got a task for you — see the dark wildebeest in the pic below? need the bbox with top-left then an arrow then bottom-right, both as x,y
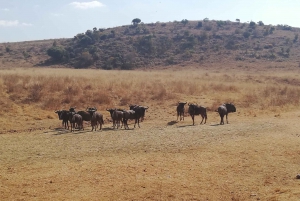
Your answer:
129,105 -> 149,128
68,112 -> 83,132
55,110 -> 69,129
87,107 -> 104,131
122,110 -> 136,129
106,108 -> 123,129
217,103 -> 236,125
177,102 -> 187,121
69,107 -> 91,121
188,103 -> 207,125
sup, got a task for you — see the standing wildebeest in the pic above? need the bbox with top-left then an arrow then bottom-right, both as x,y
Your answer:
188,103 -> 207,125
55,110 -> 69,129
68,112 -> 84,132
87,107 -> 104,131
106,108 -> 123,129
177,102 -> 187,121
122,110 -> 136,129
129,105 -> 149,128
69,107 -> 91,121
217,103 -> 236,125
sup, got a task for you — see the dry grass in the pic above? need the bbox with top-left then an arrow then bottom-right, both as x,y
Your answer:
1,66 -> 300,200
1,110 -> 300,200
1,67 -> 300,129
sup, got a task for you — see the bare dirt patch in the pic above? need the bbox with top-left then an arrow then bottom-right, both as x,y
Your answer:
1,111 -> 300,201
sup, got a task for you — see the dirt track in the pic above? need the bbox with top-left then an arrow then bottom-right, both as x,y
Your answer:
1,111 -> 300,201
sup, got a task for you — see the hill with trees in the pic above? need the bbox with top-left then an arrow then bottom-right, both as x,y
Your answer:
1,19 -> 300,69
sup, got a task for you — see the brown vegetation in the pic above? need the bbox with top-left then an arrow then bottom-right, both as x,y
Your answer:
1,64 -> 300,132
1,65 -> 300,200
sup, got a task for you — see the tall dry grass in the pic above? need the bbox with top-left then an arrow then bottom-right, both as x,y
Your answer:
0,67 -> 300,119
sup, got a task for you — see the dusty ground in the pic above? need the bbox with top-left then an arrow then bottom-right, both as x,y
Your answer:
1,109 -> 300,201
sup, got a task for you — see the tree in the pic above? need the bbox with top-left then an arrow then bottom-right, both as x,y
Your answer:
79,35 -> 93,46
236,19 -> 240,23
47,46 -> 66,61
5,46 -> 10,52
85,30 -> 93,37
181,19 -> 189,26
258,21 -> 264,26
132,18 -> 141,26
197,21 -> 203,28
293,33 -> 299,43
243,31 -> 251,38
249,21 -> 256,27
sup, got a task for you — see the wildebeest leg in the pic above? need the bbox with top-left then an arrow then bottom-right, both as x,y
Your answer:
226,114 -> 229,124
112,120 -> 116,129
126,120 -> 129,129
220,114 -> 224,125
134,118 -> 140,128
177,112 -> 179,121
200,115 -> 204,124
182,111 -> 184,121
190,115 -> 194,125
90,121 -> 93,131
137,118 -> 140,128
117,120 -> 121,129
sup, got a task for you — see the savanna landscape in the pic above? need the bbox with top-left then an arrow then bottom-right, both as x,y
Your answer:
1,19 -> 300,200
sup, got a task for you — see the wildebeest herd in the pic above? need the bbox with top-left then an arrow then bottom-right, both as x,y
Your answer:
55,103 -> 236,131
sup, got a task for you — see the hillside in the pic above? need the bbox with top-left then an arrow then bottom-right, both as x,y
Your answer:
1,20 -> 300,69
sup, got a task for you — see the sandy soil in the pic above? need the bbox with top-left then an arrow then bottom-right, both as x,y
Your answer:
1,110 -> 300,201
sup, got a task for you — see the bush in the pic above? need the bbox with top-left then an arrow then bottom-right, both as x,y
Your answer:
249,21 -> 256,27
243,31 -> 251,38
197,21 -> 203,28
79,35 -> 93,45
76,51 -> 93,68
47,46 -> 66,61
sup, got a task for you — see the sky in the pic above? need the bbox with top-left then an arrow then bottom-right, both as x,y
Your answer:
0,0 -> 300,43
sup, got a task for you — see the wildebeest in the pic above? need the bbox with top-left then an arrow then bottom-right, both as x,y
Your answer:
129,105 -> 149,128
68,112 -> 83,132
69,107 -> 91,121
188,103 -> 207,125
122,110 -> 136,129
217,103 -> 236,125
177,102 -> 187,121
87,107 -> 104,131
106,108 -> 123,129
55,110 -> 69,129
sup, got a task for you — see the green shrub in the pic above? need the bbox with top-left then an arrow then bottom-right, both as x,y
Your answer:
47,46 -> 66,61
243,31 -> 251,38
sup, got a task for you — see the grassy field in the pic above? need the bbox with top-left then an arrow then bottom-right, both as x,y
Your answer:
1,65 -> 300,200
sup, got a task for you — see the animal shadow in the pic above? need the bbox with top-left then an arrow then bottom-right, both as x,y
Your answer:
210,123 -> 221,126
47,127 -> 69,135
102,127 -> 114,131
167,120 -> 178,126
177,124 -> 195,128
